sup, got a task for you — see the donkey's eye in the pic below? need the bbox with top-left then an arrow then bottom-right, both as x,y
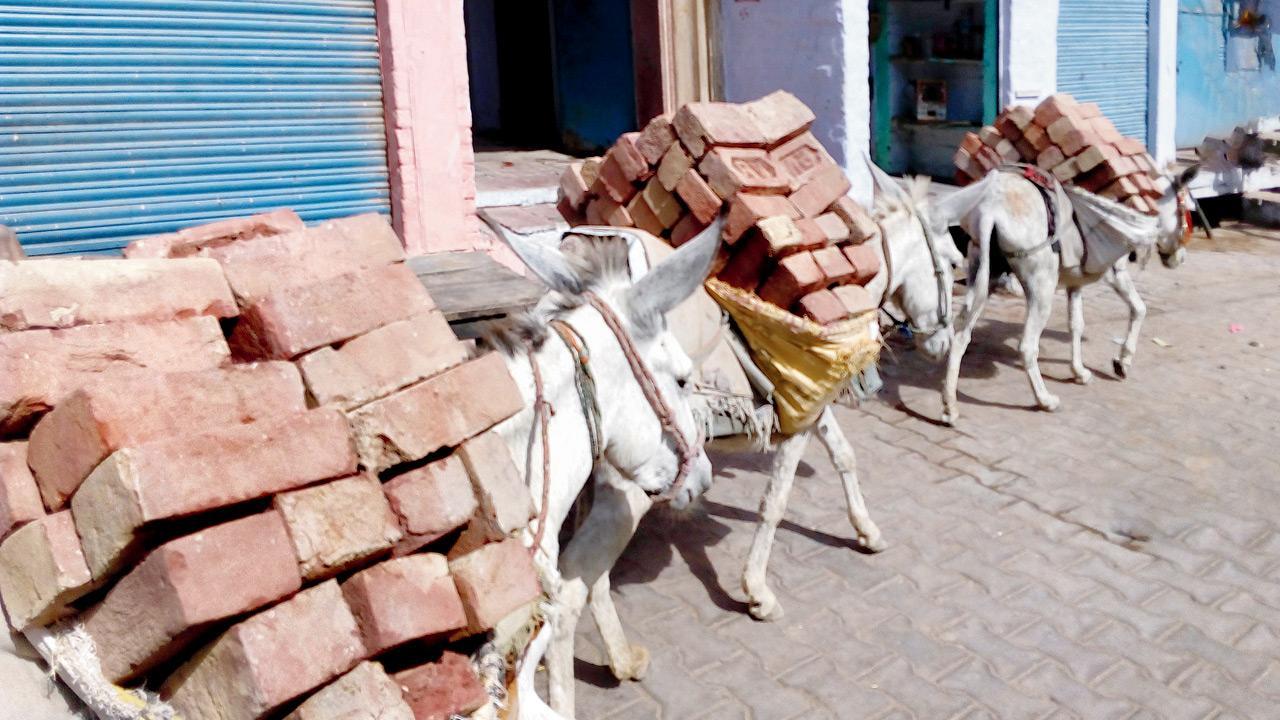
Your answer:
676,376 -> 690,390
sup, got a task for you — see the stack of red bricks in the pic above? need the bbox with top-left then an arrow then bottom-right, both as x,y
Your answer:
953,94 -> 1171,215
0,210 -> 542,720
558,91 -> 883,327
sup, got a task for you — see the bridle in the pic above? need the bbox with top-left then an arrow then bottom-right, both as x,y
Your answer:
877,195 -> 954,339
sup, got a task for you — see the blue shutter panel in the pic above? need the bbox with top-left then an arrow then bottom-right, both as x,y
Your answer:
1056,0 -> 1151,146
0,0 -> 391,255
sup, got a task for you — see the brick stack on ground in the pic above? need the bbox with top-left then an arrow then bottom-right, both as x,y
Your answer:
0,211 -> 542,720
953,93 -> 1170,215
557,91 -> 883,327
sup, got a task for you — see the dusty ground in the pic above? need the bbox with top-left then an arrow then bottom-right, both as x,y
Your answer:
573,226 -> 1280,719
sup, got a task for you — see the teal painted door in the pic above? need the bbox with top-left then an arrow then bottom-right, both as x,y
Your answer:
1057,0 -> 1150,144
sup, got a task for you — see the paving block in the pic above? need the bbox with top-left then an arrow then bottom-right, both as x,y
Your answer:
276,475 -> 402,581
769,132 -> 837,192
789,163 -> 852,217
457,430 -> 533,537
393,651 -> 488,720
758,252 -> 825,308
744,90 -> 815,146
72,407 -> 357,580
0,511 -> 91,629
347,353 -> 523,474
123,209 -> 305,259
162,581 -> 366,720
285,661 -> 414,720
84,511 -> 301,682
699,147 -> 792,200
675,169 -> 724,224
796,289 -> 848,325
844,242 -> 882,285
724,193 -> 801,244
0,443 -> 43,542
341,554 -> 467,654
672,102 -> 766,157
383,456 -> 477,556
636,115 -> 677,165
28,362 -> 306,511
448,538 -> 541,634
0,317 -> 230,437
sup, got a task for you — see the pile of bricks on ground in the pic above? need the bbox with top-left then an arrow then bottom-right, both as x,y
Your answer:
0,210 -> 542,720
954,93 -> 1170,215
558,91 -> 883,327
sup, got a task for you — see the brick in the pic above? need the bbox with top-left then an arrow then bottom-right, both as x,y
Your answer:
833,284 -> 876,315
995,138 -> 1020,162
298,313 -> 466,411
669,213 -> 709,247
1075,143 -> 1120,174
0,226 -> 22,261
1023,123 -> 1051,151
276,475 -> 402,581
699,147 -> 792,200
0,257 -> 236,332
1014,138 -> 1038,161
560,162 -> 591,210
1060,129 -> 1101,157
844,242 -> 882,285
230,264 -> 435,360
636,115 -> 677,165
959,132 -> 983,154
744,90 -> 815,146
556,195 -> 585,226
1116,136 -> 1147,156
341,554 -> 467,654
580,157 -> 602,187
1052,157 -> 1080,182
672,102 -> 766,157
1133,153 -> 1156,174
812,246 -> 856,285
448,538 -> 541,634
348,353 -> 522,474
1078,156 -> 1140,191
723,193 -> 800,244
794,218 -> 833,255
393,652 -> 488,720
585,197 -> 624,226
657,143 -> 694,192
675,170 -> 724,224
1046,115 -> 1086,146
995,115 -> 1023,141
1077,101 -> 1102,118
758,252 -> 824,308
383,456 -> 477,555
769,132 -> 837,191
1006,104 -> 1035,129
28,362 -> 305,511
1036,144 -> 1066,171
286,661 -> 413,720
457,431 -> 533,537
0,317 -> 230,437
796,289 -> 848,325
979,126 -> 1004,147
1090,116 -> 1124,143
716,233 -> 769,290
640,179 -> 682,228
591,153 -> 638,204
0,512 -> 91,629
84,511 -> 301,682
0,443 -> 40,543
974,145 -> 1002,172
789,163 -> 852,217
1032,93 -> 1079,127
1126,194 -> 1155,214
123,209 -> 305,259
757,215 -> 822,257
953,146 -> 973,172
1102,176 -> 1141,201
831,196 -> 879,244
72,407 -> 357,580
627,191 -> 666,236
813,212 -> 851,244
613,132 -> 652,182
163,581 -> 366,720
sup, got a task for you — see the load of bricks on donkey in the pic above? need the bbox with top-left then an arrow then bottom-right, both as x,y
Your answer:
0,211 -> 542,720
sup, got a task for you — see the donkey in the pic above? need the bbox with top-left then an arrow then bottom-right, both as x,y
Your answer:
911,162 -> 1199,425
477,218 -> 723,719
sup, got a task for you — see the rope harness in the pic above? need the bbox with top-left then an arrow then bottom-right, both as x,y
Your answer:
878,192 -> 955,339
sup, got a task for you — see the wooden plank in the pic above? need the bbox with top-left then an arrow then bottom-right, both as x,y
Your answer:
409,252 -> 544,323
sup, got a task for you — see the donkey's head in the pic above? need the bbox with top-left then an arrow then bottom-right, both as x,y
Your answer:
1153,164 -> 1200,269
867,158 -> 963,362
502,220 -> 722,508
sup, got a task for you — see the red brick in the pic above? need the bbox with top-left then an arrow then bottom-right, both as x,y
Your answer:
812,246 -> 856,285
591,153 -> 638,204
723,193 -> 800,244
557,195 -> 585,226
0,226 -> 22,261
1115,136 -> 1147,156
286,661 -> 414,720
276,475 -> 401,581
974,146 -> 1002,172
995,114 -> 1023,141
560,162 -> 591,210
794,218 -> 830,251
1036,144 -> 1066,171
448,538 -> 541,634
843,242 -> 882,285
383,456 -> 477,556
831,196 -> 879,244
979,126 -> 1004,147
789,163 -> 852,217
959,132 -> 983,154
672,102 -> 766,157
744,90 -> 815,146
584,197 -> 607,225
657,143 -> 694,192
669,213 -> 709,247
716,233 -> 769,290
699,147 -> 792,200
84,511 -> 301,682
675,170 -> 724,224
0,511 -> 91,629
123,209 -> 305,259
1133,153 -> 1156,174
163,580 -> 366,720
1090,116 -> 1124,144
393,652 -> 488,720
995,138 -> 1020,162
613,132 -> 652,182
457,431 -> 533,537
769,132 -> 837,191
1032,94 -> 1079,127
598,196 -> 636,227
1023,123 -> 1051,152
0,317 -> 230,437
833,284 -> 876,315
28,362 -> 305,511
348,353 -> 523,474
758,215 -> 822,257
1077,156 -> 1140,191
72,407 -> 357,580
0,258 -> 236,332
1077,102 -> 1102,119
627,191 -> 666,236
795,289 -> 848,325
298,313 -> 466,411
1075,143 -> 1120,174
758,252 -> 824,308
1059,129 -> 1100,157
1052,157 -> 1080,182
1126,194 -> 1155,214
640,179 -> 682,228
636,115 -> 677,165
0,443 -> 41,542
341,554 -> 467,654
581,157 -> 603,187
953,146 -> 973,172
1014,139 -> 1038,162
1006,104 -> 1035,130
230,264 -> 435,360
1101,175 -> 1141,201
1046,115 -> 1087,147
813,212 -> 851,245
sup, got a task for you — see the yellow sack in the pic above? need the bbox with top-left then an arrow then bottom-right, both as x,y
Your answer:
704,279 -> 881,435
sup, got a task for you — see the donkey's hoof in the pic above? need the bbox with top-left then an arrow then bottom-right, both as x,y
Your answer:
856,529 -> 889,554
940,407 -> 960,426
611,645 -> 651,681
1038,395 -> 1061,412
1113,359 -> 1129,379
1073,368 -> 1094,385
748,594 -> 784,622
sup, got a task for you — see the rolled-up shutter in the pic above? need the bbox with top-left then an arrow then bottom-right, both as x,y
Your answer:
1056,0 -> 1150,145
0,0 -> 391,256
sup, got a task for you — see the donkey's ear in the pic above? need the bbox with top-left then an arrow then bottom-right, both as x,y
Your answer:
483,215 -> 581,294
864,153 -> 911,205
625,216 -> 723,323
1173,163 -> 1201,190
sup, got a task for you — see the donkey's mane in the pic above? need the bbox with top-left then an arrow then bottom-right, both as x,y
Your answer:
479,232 -> 636,357
872,175 -> 933,221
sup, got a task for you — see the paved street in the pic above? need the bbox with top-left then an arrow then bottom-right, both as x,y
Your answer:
575,227 -> 1280,719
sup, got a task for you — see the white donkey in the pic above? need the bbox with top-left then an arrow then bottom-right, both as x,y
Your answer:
479,219 -> 723,719
913,161 -> 1200,425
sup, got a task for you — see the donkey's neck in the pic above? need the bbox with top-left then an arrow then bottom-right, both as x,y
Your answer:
935,173 -> 995,226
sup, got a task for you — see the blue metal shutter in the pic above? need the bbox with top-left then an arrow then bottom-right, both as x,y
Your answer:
1056,0 -> 1150,145
0,0 -> 391,256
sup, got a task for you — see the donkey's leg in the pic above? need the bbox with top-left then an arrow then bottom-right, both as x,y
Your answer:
814,406 -> 886,552
942,220 -> 994,425
1105,261 -> 1146,379
1017,259 -> 1060,411
1067,286 -> 1092,384
581,481 -> 653,681
742,430 -> 810,621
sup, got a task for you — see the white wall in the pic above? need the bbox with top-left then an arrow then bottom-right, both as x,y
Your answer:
1000,0 -> 1058,108
1147,0 -> 1177,167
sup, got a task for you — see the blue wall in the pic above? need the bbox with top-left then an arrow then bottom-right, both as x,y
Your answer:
552,0 -> 636,152
1177,0 -> 1280,147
